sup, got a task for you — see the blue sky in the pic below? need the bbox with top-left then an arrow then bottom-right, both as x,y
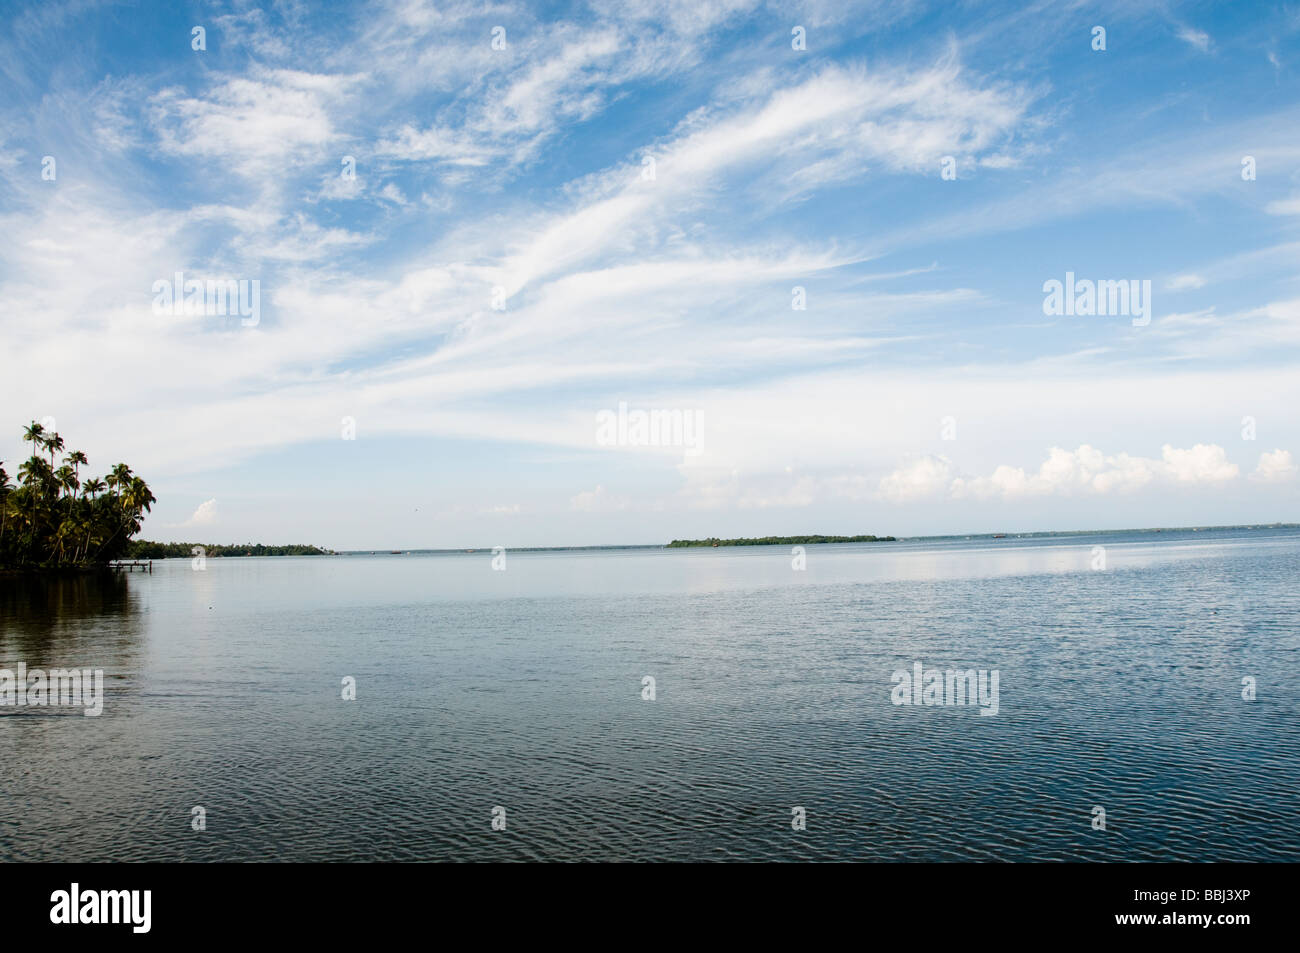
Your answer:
2,0 -> 1299,548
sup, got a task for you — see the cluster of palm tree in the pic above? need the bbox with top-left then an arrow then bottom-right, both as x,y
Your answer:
0,421 -> 155,570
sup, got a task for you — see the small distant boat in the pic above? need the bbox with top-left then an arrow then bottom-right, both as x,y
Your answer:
390,550 -> 402,554
993,534 -> 1007,538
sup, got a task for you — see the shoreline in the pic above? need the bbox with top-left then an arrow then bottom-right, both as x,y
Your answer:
0,565 -> 125,577
6,523 -> 1297,573
334,522 -> 1300,554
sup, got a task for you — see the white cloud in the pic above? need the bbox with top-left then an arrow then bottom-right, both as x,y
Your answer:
1175,26 -> 1211,53
369,14 -> 758,174
492,58 -> 1035,296
879,455 -> 959,503
378,183 -> 408,206
374,124 -> 502,166
1251,449 -> 1298,483
150,70 -> 356,177
183,498 -> 218,526
881,107 -> 1300,251
1265,196 -> 1300,216
882,444 -> 1244,503
1160,444 -> 1239,484
317,171 -> 363,200
1166,273 -> 1205,291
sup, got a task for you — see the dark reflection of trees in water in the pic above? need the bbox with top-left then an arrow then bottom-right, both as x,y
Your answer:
0,571 -> 144,668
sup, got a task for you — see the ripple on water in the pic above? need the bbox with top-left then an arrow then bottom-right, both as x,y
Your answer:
1,539 -> 1299,861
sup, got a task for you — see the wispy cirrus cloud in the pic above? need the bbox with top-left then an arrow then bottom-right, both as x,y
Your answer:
1175,26 -> 1212,53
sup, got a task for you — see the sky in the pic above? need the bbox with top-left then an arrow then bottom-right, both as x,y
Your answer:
1,0 -> 1299,549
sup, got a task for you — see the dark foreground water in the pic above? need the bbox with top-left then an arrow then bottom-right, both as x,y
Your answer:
2,528 -> 1298,862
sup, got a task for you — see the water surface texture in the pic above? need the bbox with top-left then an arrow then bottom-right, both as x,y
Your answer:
2,528 -> 1298,861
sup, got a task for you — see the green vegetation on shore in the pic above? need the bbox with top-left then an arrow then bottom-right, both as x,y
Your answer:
1,422 -> 155,571
667,534 -> 896,547
126,541 -> 334,558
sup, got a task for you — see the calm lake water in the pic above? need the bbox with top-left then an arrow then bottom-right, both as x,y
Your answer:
2,528 -> 1298,862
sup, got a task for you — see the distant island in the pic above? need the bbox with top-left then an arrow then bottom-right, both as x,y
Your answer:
667,535 -> 896,547
126,541 -> 335,558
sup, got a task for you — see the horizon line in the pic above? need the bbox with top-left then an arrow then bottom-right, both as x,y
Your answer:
139,521 -> 1300,554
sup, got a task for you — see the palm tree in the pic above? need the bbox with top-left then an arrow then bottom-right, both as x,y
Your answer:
83,477 -> 107,500
65,450 -> 88,484
23,421 -> 45,450
18,456 -> 53,488
92,474 -> 155,562
22,422 -> 45,501
124,476 -> 156,518
53,518 -> 77,563
17,456 -> 51,529
54,465 -> 78,500
0,463 -> 11,550
107,463 -> 133,491
78,513 -> 94,563
43,432 -> 65,471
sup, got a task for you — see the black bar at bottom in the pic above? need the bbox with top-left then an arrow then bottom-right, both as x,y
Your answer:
0,862 -> 1281,939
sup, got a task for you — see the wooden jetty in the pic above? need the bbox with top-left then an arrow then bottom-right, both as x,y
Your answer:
109,560 -> 153,573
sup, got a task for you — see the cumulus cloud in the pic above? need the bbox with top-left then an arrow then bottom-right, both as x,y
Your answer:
881,444 -> 1247,502
879,455 -> 960,503
1160,444 -> 1239,483
1251,449 -> 1298,483
182,498 -> 218,526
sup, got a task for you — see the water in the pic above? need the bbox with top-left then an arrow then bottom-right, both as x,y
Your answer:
2,528 -> 1298,862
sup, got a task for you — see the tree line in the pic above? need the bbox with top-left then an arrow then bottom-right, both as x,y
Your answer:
667,535 -> 896,547
126,541 -> 332,558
